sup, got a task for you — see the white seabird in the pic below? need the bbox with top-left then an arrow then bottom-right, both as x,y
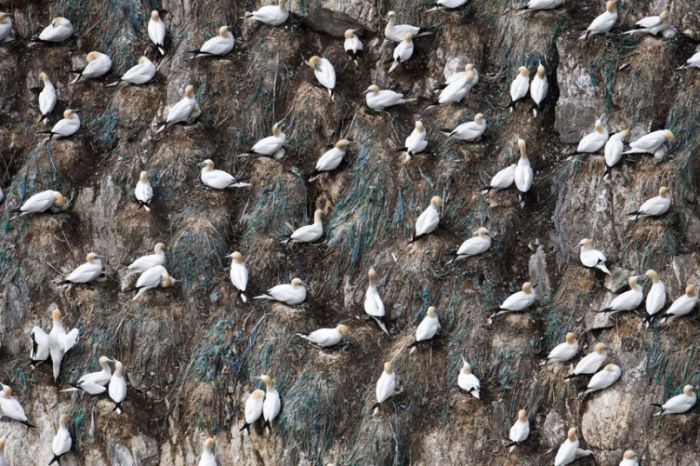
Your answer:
0,12 -> 13,42
258,375 -> 281,431
107,56 -> 156,86
409,306 -> 441,353
519,0 -> 566,13
200,159 -> 250,189
64,252 -> 103,284
127,243 -> 165,275
245,0 -> 289,26
133,264 -> 176,301
492,281 -> 536,318
384,11 -> 431,42
71,51 -> 112,84
389,33 -> 414,73
61,355 -> 112,395
310,139 -> 352,179
509,67 -> 530,110
30,308 -> 80,382
514,138 -> 533,208
148,11 -> 166,55
284,209 -> 323,244
600,276 -> 643,314
628,186 -> 670,220
659,284 -> 697,324
441,113 -> 486,142
644,269 -> 666,321
199,438 -> 217,466
399,121 -> 428,162
108,360 -> 127,414
134,171 -> 154,211
427,0 -> 469,12
37,72 -> 57,122
434,63 -> 478,105
623,10 -> 671,36
189,26 -> 234,58
343,29 -> 363,66
457,358 -> 480,399
0,386 -> 33,428
622,129 -> 674,159
364,84 -> 416,111
578,238 -> 610,275
296,324 -> 350,348
156,85 -> 198,133
16,190 -> 66,216
456,227 -> 491,260
583,363 -> 621,395
530,62 -> 548,117
544,332 -> 579,364
653,385 -> 696,415
50,413 -> 72,465
248,121 -> 286,157
42,109 -> 80,140
678,51 -> 700,70
410,196 -> 442,243
253,277 -> 306,306
227,252 -> 249,303
364,268 -> 388,333
482,163 -> 516,193
373,361 -> 398,414
565,342 -> 608,379
240,389 -> 265,433
36,17 -> 73,43
507,409 -> 529,451
580,0 -> 618,40
603,129 -> 631,175
554,428 -> 593,466
619,450 -> 639,466
307,56 -> 336,98
576,117 -> 608,154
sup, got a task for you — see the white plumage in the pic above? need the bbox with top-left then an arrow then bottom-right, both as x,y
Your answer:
200,159 -> 250,189
108,360 -> 127,414
554,429 -> 588,466
228,252 -> 248,302
127,243 -> 165,274
567,343 -> 607,378
584,364 -> 621,395
38,17 -> 73,42
508,410 -> 529,451
414,307 -> 441,343
308,56 -> 336,95
576,118 -> 608,153
364,268 -> 385,318
109,57 -> 156,86
654,385 -> 696,415
645,270 -> 666,317
622,129 -> 674,155
0,12 -> 13,42
47,109 -> 80,139
482,164 -> 515,193
375,362 -> 397,405
343,29 -> 363,63
497,282 -> 536,313
261,378 -> 281,428
133,264 -> 174,301
46,309 -> 80,382
297,325 -> 348,348
38,73 -> 57,119
427,0 -> 469,10
0,387 -> 31,427
514,139 -> 533,197
457,359 -> 480,399
623,10 -> 671,36
660,285 -> 698,323
403,121 -> 427,160
199,439 -> 217,466
509,67 -> 530,106
157,85 -> 197,133
545,333 -> 578,363
442,114 -> 486,142
619,450 -> 639,466
250,122 -> 286,156
287,209 -> 323,243
51,414 -> 72,464
365,85 -> 416,111
389,34 -> 414,73
384,11 -> 424,42
148,11 -> 166,55
71,51 -> 112,84
254,278 -> 306,305
436,65 -> 478,105
529,63 -> 548,116
629,187 -> 670,220
62,356 -> 111,395
18,190 -> 65,214
578,238 -> 610,275
134,171 -> 154,210
242,390 -> 264,429
65,253 -> 103,284
520,0 -> 566,12
456,228 -> 490,259
679,51 -> 700,69
246,0 -> 289,26
192,26 -> 234,57
580,1 -> 618,39
413,196 -> 441,240
602,276 -> 643,313
604,130 -> 630,171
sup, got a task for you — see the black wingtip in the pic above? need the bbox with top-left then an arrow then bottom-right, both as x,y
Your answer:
240,422 -> 250,433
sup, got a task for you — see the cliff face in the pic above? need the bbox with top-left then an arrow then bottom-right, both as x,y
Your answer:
0,0 -> 699,465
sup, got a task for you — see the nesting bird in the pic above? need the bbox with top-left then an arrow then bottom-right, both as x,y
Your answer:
0,12 -> 13,42
364,84 -> 416,111
133,264 -> 176,301
64,252 -> 103,284
71,51 -> 112,84
603,129 -> 631,176
200,159 -> 250,189
492,282 -> 536,318
427,0 -> 469,12
507,410 -> 529,451
258,375 -> 281,432
384,11 -> 431,42
36,17 -> 73,43
50,413 -> 72,466
283,209 -> 324,244
410,196 -> 442,243
37,72 -> 57,123
296,324 -> 350,349
578,238 -> 610,275
580,0 -> 618,40
457,358 -> 480,399
583,363 -> 621,396
397,121 -> 428,162
409,306 -> 441,353
434,63 -> 479,105
16,190 -> 66,216
565,342 -> 608,379
364,268 -> 386,332
240,389 -> 265,433
227,252 -> 249,303
544,332 -> 579,364
307,56 -> 336,98
653,385 -> 696,415
108,360 -> 127,414
514,138 -> 533,208
0,386 -> 33,428
622,129 -> 674,160
619,450 -> 639,466
248,120 -> 286,157
107,56 -> 156,86
30,308 -> 80,382
576,117 -> 608,154
134,171 -> 154,211
456,227 -> 491,260
529,62 -> 548,117
41,109 -> 80,140
628,187 -> 670,221
441,113 -> 487,142
481,163 -> 516,193
199,438 -> 217,466
678,51 -> 700,70
254,278 -> 306,306
389,33 -> 414,73
156,85 -> 199,133
343,29 -> 363,66
310,139 -> 352,179
659,284 -> 697,324
644,269 -> 666,321
127,243 -> 166,275
190,26 -> 234,57
509,67 -> 530,110
600,276 -> 643,314
148,11 -> 166,55
61,355 -> 112,395
554,428 -> 593,466
623,10 -> 671,36
245,0 -> 289,26
373,361 -> 398,414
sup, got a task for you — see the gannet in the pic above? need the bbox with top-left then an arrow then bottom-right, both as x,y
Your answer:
584,363 -> 621,395
623,10 -> 671,36
240,389 -> 265,433
41,109 -> 80,140
297,324 -> 349,348
384,11 -> 431,42
554,428 -> 593,466
389,33 -> 414,73
519,0 -> 566,13
258,375 -> 281,431
245,0 -> 289,26
653,385 -> 696,415
603,129 -> 631,175
576,117 -> 608,153
434,64 -> 478,105
307,56 -> 336,98
200,159 -> 250,189
565,342 -> 607,379
36,17 -> 73,43
514,138 -> 533,207
644,269 -> 666,320
580,1 -> 618,40
441,113 -> 486,142
108,360 -> 127,414
509,67 -> 530,110
148,11 -> 166,55
481,164 -> 516,193
409,307 -> 441,353
189,26 -> 234,57
30,309 -> 80,382
227,252 -> 249,303
127,243 -> 165,274
133,264 -> 176,301
492,282 -> 536,318
600,276 -> 643,314
199,438 -> 217,466
456,227 -> 491,260
622,129 -> 674,158
0,437 -> 5,465
156,85 -> 198,133
0,186 -> 3,204
659,284 -> 697,324
373,361 -> 397,414
50,413 -> 72,465
283,209 -> 323,244
427,0 -> 469,12
248,121 -> 286,157
64,252 -> 103,284
134,171 -> 154,211
37,72 -> 57,122
507,410 -> 529,451
310,139 -> 352,179
457,358 -> 480,399
619,450 -> 639,466
578,238 -> 610,275
107,56 -> 156,86
529,62 -> 548,117
61,355 -> 111,395
364,84 -> 416,111
628,186 -> 670,220
0,12 -> 13,42
678,51 -> 700,70
0,386 -> 33,428
16,190 -> 66,215
253,278 -> 306,305
343,29 -> 363,66
410,196 -> 442,243
71,51 -> 112,84
544,332 -> 579,364
364,267 -> 385,316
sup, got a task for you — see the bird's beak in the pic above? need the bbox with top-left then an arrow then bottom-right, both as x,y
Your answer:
361,89 -> 370,95
275,118 -> 286,128
226,25 -> 234,31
